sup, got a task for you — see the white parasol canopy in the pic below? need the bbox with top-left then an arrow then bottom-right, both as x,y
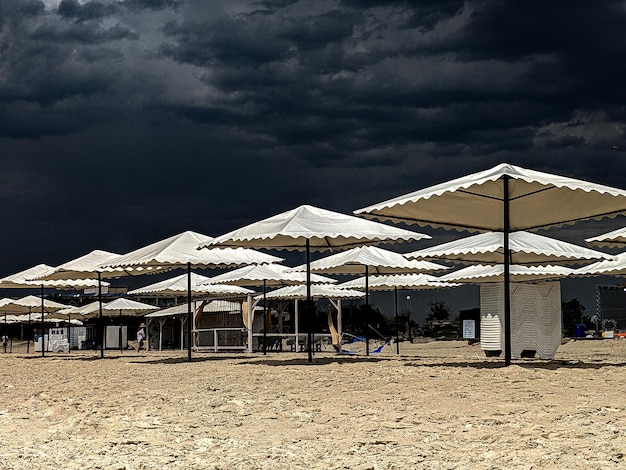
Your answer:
336,273 -> 459,290
31,249 -> 153,358
204,205 -> 430,251
205,263 -> 337,287
355,162 -> 626,365
105,230 -> 283,269
127,272 -> 254,297
260,284 -> 364,301
585,226 -> 626,248
202,262 -> 336,354
355,162 -> 626,231
573,252 -> 626,277
71,298 -> 159,318
292,245 -> 448,275
0,295 -> 67,314
438,264 -> 574,283
0,264 -> 108,289
405,231 -> 614,265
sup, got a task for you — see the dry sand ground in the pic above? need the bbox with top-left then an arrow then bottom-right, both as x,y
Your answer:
1,339 -> 625,469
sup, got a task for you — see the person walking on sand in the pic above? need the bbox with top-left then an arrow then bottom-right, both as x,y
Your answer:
136,323 -> 146,353
1,334 -> 8,353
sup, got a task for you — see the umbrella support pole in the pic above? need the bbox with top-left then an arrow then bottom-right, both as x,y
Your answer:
503,176 -> 512,366
306,239 -> 313,363
187,262 -> 192,362
41,284 -> 45,358
394,287 -> 400,355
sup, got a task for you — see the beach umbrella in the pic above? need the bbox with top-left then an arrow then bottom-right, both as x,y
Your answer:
336,273 -> 461,353
204,204 -> 430,362
438,264 -> 574,283
573,252 -> 626,277
405,231 -> 614,265
585,226 -> 626,248
355,162 -> 626,365
127,272 -> 254,297
205,263 -> 336,354
290,245 -> 448,354
103,230 -> 283,361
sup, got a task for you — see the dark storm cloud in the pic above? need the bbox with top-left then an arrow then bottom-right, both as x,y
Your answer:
1,0 -> 626,287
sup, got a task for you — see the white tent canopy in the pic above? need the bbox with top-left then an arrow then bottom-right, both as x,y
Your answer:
68,298 -> 159,318
204,205 -> 430,251
438,264 -> 574,283
585,226 -> 626,248
105,231 -> 283,269
291,245 -> 448,275
405,231 -> 614,265
205,263 -> 337,287
336,273 -> 460,291
0,295 -> 67,314
34,250 -> 158,281
573,252 -> 626,277
260,284 -> 364,301
128,272 -> 254,297
0,264 -> 109,289
355,162 -> 626,231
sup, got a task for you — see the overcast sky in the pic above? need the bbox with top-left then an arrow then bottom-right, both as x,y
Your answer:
2,0 -> 626,316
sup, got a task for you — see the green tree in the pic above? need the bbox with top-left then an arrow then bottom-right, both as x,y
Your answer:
426,301 -> 450,322
561,298 -> 587,337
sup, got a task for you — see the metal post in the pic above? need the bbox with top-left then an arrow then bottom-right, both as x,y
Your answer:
365,265 -> 370,356
119,310 -> 123,354
41,284 -> 45,357
263,279 -> 267,355
98,271 -> 104,359
187,262 -> 192,362
503,175 -> 512,366
394,287 -> 400,354
407,295 -> 412,342
306,239 -> 313,363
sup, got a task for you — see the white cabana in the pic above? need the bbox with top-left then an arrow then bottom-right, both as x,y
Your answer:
205,204 -> 430,361
259,284 -> 365,354
405,231 -> 614,265
204,263 -> 336,354
356,162 -> 626,365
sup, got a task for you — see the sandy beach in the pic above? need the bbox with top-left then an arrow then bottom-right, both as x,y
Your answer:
1,339 -> 625,469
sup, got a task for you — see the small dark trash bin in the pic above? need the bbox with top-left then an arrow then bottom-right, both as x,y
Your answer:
575,324 -> 586,338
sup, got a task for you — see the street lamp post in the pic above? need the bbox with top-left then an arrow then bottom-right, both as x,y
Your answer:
406,295 -> 412,342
